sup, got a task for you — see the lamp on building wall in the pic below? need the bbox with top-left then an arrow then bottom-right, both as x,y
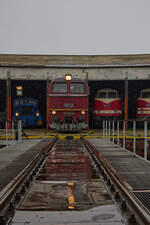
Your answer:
16,86 -> 23,96
16,86 -> 23,119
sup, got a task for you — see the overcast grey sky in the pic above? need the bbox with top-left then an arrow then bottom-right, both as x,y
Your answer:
0,0 -> 150,55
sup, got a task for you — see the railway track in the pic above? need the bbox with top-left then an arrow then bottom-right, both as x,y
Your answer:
0,137 -> 57,225
0,136 -> 150,224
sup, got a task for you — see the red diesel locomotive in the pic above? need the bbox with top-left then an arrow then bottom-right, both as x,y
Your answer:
48,74 -> 89,131
93,89 -> 122,123
137,88 -> 150,119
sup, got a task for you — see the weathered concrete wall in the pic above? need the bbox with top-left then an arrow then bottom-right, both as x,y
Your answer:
1,66 -> 150,80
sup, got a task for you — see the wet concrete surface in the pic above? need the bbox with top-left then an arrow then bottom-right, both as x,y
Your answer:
0,139 -> 47,191
19,180 -> 113,211
12,139 -> 125,225
12,206 -> 124,225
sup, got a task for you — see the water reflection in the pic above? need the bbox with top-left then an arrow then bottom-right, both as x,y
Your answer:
51,148 -> 56,155
67,182 -> 75,209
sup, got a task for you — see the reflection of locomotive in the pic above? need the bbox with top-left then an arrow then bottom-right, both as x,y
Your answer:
137,89 -> 150,119
48,74 -> 89,131
93,89 -> 122,123
13,98 -> 42,127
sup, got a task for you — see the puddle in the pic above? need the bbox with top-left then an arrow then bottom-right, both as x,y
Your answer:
19,180 -> 113,211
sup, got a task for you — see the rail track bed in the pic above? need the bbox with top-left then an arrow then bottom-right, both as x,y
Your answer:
1,136 -> 150,224
6,137 -> 124,225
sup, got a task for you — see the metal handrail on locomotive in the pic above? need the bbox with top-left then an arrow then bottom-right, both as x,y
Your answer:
13,98 -> 42,127
137,88 -> 150,119
48,74 -> 89,131
93,88 -> 122,122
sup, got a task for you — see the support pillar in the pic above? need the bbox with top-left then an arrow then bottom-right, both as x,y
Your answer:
46,78 -> 49,130
124,76 -> 128,130
6,72 -> 11,129
86,72 -> 89,129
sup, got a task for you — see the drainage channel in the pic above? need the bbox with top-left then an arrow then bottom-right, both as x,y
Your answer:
11,138 -> 125,225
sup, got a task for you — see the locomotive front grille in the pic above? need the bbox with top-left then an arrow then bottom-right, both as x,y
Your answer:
63,112 -> 75,116
64,116 -> 73,123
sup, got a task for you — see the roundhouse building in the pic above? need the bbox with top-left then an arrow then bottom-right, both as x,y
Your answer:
0,54 -> 150,128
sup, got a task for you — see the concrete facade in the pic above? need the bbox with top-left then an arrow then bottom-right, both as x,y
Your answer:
1,54 -> 150,81
1,66 -> 150,81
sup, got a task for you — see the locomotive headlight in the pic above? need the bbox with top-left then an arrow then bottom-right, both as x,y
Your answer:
52,110 -> 56,115
65,74 -> 72,81
36,112 -> 39,117
81,110 -> 85,115
16,112 -> 19,116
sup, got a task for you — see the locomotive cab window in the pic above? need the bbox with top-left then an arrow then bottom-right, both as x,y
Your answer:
108,92 -> 117,98
98,92 -> 107,98
98,91 -> 117,98
70,83 -> 85,93
52,83 -> 67,93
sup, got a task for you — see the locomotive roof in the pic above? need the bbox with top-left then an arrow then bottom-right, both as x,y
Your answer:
14,97 -> 38,102
1,54 -> 150,67
140,88 -> 150,92
97,88 -> 117,92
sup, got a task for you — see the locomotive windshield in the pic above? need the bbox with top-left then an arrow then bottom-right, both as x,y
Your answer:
108,92 -> 117,98
98,91 -> 117,98
140,91 -> 150,98
70,83 -> 85,93
52,83 -> 67,93
98,92 -> 106,98
22,106 -> 33,115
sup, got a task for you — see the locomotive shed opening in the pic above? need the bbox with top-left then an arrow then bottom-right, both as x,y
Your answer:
11,80 -> 46,128
88,80 -> 124,128
2,79 -> 150,129
0,80 -> 6,120
128,80 -> 150,119
89,79 -> 150,128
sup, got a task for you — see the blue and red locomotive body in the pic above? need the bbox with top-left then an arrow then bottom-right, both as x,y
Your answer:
48,74 -> 89,131
13,97 -> 42,128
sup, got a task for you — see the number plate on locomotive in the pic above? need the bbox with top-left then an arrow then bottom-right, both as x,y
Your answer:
64,103 -> 74,108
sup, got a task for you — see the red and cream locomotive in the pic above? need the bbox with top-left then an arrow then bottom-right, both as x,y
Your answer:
93,88 -> 122,123
137,88 -> 150,119
48,74 -> 89,131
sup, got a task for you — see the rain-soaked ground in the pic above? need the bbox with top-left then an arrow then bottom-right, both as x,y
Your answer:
12,139 -> 125,225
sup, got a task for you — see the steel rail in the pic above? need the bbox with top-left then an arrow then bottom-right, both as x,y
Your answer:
81,137 -> 150,225
0,137 -> 57,225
